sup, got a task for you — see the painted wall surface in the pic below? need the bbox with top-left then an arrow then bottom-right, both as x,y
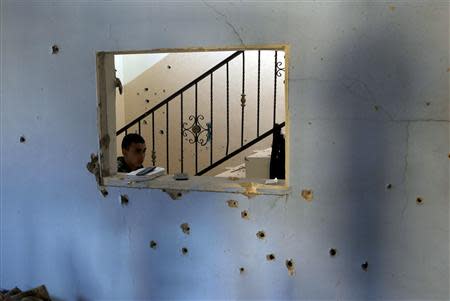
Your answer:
118,50 -> 285,176
1,1 -> 449,300
117,53 -> 168,86
115,55 -> 125,152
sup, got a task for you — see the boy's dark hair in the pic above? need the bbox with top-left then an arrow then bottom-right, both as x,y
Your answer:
121,133 -> 145,150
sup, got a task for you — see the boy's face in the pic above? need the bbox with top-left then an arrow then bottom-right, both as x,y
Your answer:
123,142 -> 146,170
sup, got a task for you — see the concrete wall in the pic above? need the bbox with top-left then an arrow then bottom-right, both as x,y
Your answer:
119,50 -> 285,175
1,1 -> 449,300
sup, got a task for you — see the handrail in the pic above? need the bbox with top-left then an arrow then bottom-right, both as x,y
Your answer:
196,122 -> 285,176
116,50 -> 244,135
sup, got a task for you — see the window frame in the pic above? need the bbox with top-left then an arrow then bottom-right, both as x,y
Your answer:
95,45 -> 291,196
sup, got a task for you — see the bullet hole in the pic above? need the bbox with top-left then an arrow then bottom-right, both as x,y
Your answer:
180,223 -> 190,235
386,184 -> 392,190
241,210 -> 249,219
256,231 -> 266,239
301,189 -> 314,201
100,188 -> 108,197
239,267 -> 245,274
163,89 -> 166,93
143,120 -> 148,125
167,65 -> 171,69
329,248 -> 337,256
361,261 -> 369,271
159,130 -> 164,135
181,247 -> 188,255
86,153 -> 99,176
149,240 -> 157,249
154,92 -> 157,96
162,188 -> 185,200
227,199 -> 238,208
145,99 -> 150,103
426,101 -> 431,106
245,182 -> 262,198
19,136 -> 26,143
137,92 -> 140,96
320,57 -> 324,61
144,88 -> 149,91
416,197 -> 423,205
374,105 -> 379,111
286,259 -> 295,276
120,194 -> 129,206
51,44 -> 59,54
266,253 -> 276,261
100,134 -> 111,149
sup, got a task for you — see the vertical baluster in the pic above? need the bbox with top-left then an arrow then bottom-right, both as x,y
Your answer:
166,103 -> 169,174
257,50 -> 261,137
226,62 -> 230,155
138,120 -> 141,135
195,83 -> 198,175
210,73 -> 213,166
240,51 -> 245,147
151,111 -> 156,166
125,129 -> 128,135
180,93 -> 184,173
195,83 -> 198,119
273,51 -> 278,128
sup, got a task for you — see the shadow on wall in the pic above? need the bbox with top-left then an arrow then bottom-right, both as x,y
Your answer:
322,4 -> 449,300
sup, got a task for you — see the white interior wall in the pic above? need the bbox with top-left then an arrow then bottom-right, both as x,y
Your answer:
115,53 -> 167,154
114,55 -> 125,152
117,53 -> 168,85
1,1 -> 449,300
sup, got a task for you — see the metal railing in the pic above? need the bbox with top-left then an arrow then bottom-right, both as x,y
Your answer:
116,50 -> 285,175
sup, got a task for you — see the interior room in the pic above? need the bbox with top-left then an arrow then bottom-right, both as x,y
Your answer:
114,50 -> 286,179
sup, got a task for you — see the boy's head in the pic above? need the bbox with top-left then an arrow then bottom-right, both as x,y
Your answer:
121,133 -> 146,170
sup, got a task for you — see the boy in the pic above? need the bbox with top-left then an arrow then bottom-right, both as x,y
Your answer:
117,133 -> 146,172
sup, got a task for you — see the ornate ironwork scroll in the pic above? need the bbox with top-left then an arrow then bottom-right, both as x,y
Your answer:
275,60 -> 285,77
182,115 -> 210,146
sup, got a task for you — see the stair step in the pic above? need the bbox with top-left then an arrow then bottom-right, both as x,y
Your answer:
245,148 -> 271,179
214,148 -> 272,179
215,163 -> 246,178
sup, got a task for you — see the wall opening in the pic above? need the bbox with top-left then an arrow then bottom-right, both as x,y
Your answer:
96,45 -> 290,194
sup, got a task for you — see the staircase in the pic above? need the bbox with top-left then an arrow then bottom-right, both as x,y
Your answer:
215,148 -> 272,178
116,50 -> 285,176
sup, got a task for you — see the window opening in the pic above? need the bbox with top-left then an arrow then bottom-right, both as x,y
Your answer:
96,46 -> 289,192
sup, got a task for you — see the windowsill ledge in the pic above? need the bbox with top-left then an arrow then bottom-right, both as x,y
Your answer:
103,174 -> 290,196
